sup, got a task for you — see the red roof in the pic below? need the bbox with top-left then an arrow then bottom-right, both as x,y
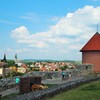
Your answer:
80,32 -> 100,52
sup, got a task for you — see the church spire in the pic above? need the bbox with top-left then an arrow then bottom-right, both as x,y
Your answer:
1,53 -> 7,62
15,53 -> 17,60
3,53 -> 7,62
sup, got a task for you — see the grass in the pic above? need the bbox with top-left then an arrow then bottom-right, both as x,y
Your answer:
45,84 -> 58,88
47,80 -> 100,100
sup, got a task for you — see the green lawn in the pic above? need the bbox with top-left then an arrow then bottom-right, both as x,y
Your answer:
48,80 -> 100,100
45,84 -> 58,88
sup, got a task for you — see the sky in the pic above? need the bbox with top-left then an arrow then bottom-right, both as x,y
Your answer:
0,0 -> 100,60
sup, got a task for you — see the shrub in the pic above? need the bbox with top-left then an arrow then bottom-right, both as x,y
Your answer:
5,71 -> 24,78
0,76 -> 3,79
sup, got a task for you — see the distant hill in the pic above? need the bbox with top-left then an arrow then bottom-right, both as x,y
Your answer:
22,59 -> 82,64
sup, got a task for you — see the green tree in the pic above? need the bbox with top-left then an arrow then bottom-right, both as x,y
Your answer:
7,60 -> 15,67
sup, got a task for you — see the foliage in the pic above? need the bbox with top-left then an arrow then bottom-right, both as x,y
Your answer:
45,84 -> 58,88
63,65 -> 68,69
5,71 -> 24,77
59,65 -> 68,70
33,67 -> 40,71
26,62 -> 33,66
7,60 -> 15,67
0,76 -> 3,79
55,69 -> 58,71
34,68 -> 39,71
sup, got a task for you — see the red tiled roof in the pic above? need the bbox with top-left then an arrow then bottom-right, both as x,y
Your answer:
80,32 -> 100,52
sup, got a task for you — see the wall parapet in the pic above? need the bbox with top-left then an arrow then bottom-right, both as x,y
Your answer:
9,76 -> 100,100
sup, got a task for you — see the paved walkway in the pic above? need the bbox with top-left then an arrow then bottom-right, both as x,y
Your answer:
0,77 -> 83,98
0,87 -> 19,97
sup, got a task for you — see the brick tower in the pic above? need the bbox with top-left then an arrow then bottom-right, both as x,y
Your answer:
80,32 -> 100,72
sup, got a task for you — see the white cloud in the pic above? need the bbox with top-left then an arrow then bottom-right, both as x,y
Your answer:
20,13 -> 39,22
51,16 -> 61,22
11,26 -> 30,39
6,48 -> 29,53
11,6 -> 100,60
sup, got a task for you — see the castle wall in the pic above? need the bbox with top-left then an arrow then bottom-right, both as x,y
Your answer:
82,51 -> 100,72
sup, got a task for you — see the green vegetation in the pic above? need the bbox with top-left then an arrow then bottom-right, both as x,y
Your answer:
45,84 -> 58,88
0,76 -> 3,79
22,59 -> 81,64
48,81 -> 100,100
59,65 -> 69,70
5,71 -> 24,78
7,60 -> 15,67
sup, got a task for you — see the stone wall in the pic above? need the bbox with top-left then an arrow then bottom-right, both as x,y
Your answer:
0,77 -> 19,91
0,64 -> 93,91
9,76 -> 100,100
23,64 -> 93,79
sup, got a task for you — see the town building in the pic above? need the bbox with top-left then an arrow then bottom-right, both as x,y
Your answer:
0,62 -> 7,77
0,54 -> 8,77
14,54 -> 23,66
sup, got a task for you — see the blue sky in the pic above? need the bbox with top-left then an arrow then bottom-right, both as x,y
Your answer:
0,0 -> 100,60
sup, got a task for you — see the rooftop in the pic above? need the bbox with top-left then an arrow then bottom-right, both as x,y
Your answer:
80,32 -> 100,52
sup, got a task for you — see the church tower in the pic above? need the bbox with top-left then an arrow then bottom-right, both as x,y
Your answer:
80,32 -> 100,72
15,53 -> 17,61
1,53 -> 7,62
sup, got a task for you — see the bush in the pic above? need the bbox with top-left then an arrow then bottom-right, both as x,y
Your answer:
55,69 -> 58,71
5,71 -> 24,77
0,76 -> 3,79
